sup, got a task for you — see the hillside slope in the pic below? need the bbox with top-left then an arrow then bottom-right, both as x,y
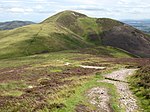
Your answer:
101,24 -> 150,57
0,22 -> 89,58
0,21 -> 35,30
0,10 -> 149,58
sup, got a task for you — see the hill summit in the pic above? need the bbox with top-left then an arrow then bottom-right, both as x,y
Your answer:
43,10 -> 87,23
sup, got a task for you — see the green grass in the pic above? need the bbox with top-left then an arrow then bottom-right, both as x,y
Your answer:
0,48 -> 133,69
0,81 -> 27,97
129,65 -> 150,112
49,69 -> 62,73
0,81 -> 27,90
2,90 -> 23,97
0,21 -> 89,59
80,46 -> 135,58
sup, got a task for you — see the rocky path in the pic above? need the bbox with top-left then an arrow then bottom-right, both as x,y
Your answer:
87,87 -> 113,112
100,69 -> 139,112
87,69 -> 139,112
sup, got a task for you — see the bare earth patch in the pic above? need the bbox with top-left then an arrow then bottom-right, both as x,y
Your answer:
100,69 -> 139,112
75,104 -> 93,112
87,87 -> 113,112
80,65 -> 106,70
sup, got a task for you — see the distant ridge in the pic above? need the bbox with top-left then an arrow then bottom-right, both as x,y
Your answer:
0,21 -> 35,30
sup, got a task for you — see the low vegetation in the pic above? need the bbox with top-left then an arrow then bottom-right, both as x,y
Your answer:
0,50 -> 126,112
129,65 -> 150,112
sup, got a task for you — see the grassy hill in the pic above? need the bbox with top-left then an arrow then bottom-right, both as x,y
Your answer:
43,11 -> 123,44
0,10 -> 149,58
43,11 -> 150,58
0,22 -> 90,58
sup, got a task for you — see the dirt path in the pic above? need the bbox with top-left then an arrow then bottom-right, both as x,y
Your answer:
87,69 -> 139,112
101,69 -> 139,112
87,87 -> 113,112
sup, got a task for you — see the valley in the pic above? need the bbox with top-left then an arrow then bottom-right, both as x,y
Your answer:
123,20 -> 150,34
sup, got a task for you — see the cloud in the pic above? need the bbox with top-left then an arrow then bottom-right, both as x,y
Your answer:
0,0 -> 150,21
7,7 -> 33,13
1,0 -> 57,4
76,8 -> 110,12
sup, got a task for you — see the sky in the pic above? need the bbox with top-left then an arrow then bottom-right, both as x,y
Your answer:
0,0 -> 150,22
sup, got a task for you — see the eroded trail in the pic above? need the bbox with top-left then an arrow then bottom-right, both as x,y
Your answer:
101,69 -> 139,112
87,87 -> 113,112
88,69 -> 140,112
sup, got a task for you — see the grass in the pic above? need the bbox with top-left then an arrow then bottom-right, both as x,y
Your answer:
0,48 -> 133,69
129,65 -> 150,112
78,17 -> 101,42
2,90 -> 23,97
0,81 -> 27,90
0,21 -> 89,59
80,46 -> 135,58
0,81 -> 27,97
49,69 -> 62,73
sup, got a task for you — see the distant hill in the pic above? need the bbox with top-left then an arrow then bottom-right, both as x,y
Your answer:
123,20 -> 150,33
0,10 -> 150,58
0,21 -> 35,30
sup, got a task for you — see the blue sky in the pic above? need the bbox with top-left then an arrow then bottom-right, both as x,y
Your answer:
0,0 -> 150,22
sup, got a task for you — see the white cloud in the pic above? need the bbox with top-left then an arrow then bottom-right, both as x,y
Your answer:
68,0 -> 98,5
0,0 -> 150,21
35,5 -> 43,9
7,7 -> 33,13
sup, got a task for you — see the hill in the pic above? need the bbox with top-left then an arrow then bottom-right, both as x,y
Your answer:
0,10 -> 150,58
43,11 -> 150,57
0,21 -> 35,30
